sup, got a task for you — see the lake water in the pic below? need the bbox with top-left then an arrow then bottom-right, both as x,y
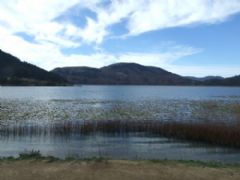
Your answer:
1,85 -> 240,100
1,86 -> 240,163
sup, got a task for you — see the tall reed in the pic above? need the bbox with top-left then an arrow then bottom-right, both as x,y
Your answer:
1,120 -> 240,148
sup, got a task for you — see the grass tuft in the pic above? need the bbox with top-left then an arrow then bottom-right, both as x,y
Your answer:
18,150 -> 42,160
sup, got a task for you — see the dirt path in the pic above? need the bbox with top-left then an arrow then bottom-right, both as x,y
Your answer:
0,160 -> 239,180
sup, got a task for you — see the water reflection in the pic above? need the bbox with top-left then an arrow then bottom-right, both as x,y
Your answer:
1,133 -> 240,163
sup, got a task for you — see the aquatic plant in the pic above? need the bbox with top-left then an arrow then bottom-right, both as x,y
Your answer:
1,98 -> 240,148
1,120 -> 240,148
1,99 -> 240,124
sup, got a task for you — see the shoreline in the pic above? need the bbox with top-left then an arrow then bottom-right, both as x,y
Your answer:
1,151 -> 240,168
0,158 -> 240,180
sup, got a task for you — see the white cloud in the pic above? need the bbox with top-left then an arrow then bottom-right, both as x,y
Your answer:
127,0 -> 240,35
0,0 -> 240,77
112,47 -> 202,67
73,0 -> 240,42
1,0 -> 240,44
0,27 -> 238,77
0,0 -> 84,47
0,26 -> 201,73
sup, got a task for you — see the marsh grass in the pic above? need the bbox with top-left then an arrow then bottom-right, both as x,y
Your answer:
1,120 -> 240,148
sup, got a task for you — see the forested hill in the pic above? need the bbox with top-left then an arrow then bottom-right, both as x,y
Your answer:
52,63 -> 240,86
1,49 -> 239,86
52,63 -> 198,85
0,49 -> 69,86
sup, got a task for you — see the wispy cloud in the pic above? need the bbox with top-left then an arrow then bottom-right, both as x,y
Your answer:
66,0 -> 240,43
2,0 -> 239,45
166,65 -> 240,77
0,0 -> 239,77
0,31 -> 201,71
0,0 -> 83,47
126,0 -> 240,36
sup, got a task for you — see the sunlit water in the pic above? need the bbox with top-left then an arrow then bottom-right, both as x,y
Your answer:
0,86 -> 240,162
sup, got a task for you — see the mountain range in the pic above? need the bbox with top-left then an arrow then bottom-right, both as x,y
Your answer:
52,63 -> 197,85
0,49 -> 240,86
52,63 -> 240,86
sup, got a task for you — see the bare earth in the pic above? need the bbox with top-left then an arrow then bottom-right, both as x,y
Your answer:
0,160 -> 239,180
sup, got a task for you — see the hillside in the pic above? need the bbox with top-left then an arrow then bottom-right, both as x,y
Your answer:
52,63 -> 240,86
186,76 -> 224,82
203,75 -> 240,86
2,48 -> 238,86
0,50 -> 69,86
52,63 -> 198,85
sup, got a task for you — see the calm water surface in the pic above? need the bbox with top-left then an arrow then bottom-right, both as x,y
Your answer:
1,85 -> 240,100
0,86 -> 240,162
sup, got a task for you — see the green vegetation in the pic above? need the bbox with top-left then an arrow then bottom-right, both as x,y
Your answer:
19,150 -> 43,160
0,151 -> 239,168
0,151 -> 109,164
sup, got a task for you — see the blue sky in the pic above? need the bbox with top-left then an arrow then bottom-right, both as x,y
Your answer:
0,0 -> 240,77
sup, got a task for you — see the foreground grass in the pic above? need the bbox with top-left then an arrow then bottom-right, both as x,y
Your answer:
0,154 -> 240,180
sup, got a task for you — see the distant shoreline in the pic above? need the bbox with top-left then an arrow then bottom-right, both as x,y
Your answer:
1,84 -> 240,87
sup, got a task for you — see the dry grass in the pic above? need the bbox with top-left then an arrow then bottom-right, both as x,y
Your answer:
1,120 -> 240,148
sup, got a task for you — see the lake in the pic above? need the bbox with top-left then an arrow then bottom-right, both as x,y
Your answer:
0,86 -> 240,163
1,85 -> 240,100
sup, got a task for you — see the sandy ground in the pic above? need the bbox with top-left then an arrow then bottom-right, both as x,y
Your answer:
0,160 -> 239,180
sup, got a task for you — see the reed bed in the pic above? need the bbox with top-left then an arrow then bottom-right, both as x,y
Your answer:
1,120 -> 240,148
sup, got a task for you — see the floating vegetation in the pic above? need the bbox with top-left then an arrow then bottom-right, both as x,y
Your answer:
1,99 -> 240,148
1,99 -> 240,124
